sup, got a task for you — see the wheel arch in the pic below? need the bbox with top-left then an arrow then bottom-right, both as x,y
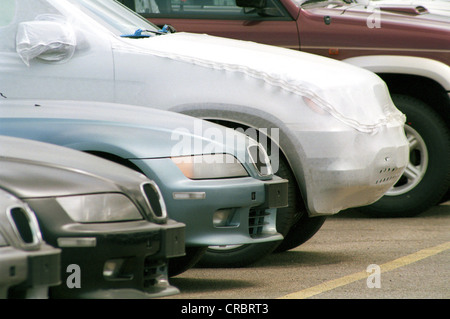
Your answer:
378,73 -> 450,124
63,141 -> 151,176
343,55 -> 450,123
169,102 -> 310,212
83,150 -> 145,174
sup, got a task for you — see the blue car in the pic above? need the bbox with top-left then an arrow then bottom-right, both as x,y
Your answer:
0,99 -> 288,273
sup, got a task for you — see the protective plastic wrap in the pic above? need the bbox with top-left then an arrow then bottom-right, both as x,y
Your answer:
114,32 -> 406,135
0,0 -> 409,216
16,15 -> 76,66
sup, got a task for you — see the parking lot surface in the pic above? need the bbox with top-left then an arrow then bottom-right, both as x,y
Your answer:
166,201 -> 450,299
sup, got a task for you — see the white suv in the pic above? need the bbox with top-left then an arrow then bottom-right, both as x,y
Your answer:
0,0 -> 409,253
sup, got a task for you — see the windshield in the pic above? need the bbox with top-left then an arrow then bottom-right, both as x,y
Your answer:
65,0 -> 159,36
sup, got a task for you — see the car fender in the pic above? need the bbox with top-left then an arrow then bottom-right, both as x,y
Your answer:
0,120 -> 153,160
343,55 -> 450,92
169,102 -> 310,210
63,139 -> 140,161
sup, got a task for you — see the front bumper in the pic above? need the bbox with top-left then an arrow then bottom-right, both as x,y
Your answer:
133,158 -> 287,246
25,198 -> 185,298
0,244 -> 61,299
289,123 -> 409,216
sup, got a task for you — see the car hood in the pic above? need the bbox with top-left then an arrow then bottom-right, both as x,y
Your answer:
115,32 -> 405,133
0,135 -> 150,198
348,2 -> 450,23
0,99 -> 254,160
299,1 -> 450,30
363,0 -> 450,16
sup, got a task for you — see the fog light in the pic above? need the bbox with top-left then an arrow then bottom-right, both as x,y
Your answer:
213,209 -> 237,227
103,259 -> 125,279
156,276 -> 170,288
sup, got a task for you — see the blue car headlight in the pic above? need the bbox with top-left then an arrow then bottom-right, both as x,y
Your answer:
171,154 -> 248,180
56,193 -> 143,223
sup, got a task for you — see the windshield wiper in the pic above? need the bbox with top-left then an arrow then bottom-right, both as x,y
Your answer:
120,28 -> 162,38
120,25 -> 174,38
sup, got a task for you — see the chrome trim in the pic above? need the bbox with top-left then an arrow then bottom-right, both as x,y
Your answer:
6,204 -> 42,249
140,181 -> 168,221
247,143 -> 273,177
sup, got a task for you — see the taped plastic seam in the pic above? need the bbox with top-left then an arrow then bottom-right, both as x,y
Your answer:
113,39 -> 405,134
16,16 -> 76,67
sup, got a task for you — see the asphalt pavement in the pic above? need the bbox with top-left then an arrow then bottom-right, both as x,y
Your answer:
165,201 -> 450,300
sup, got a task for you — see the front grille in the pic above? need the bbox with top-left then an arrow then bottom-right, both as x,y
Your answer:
143,258 -> 166,289
248,144 -> 272,177
142,182 -> 166,219
9,207 -> 38,245
248,208 -> 270,238
375,167 -> 401,185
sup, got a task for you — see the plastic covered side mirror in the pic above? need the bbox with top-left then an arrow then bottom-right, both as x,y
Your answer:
16,19 -> 76,66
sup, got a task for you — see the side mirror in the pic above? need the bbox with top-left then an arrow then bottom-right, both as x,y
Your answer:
236,0 -> 267,9
16,19 -> 76,66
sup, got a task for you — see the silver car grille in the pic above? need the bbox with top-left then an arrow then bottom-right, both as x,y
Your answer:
141,181 -> 167,221
7,205 -> 42,247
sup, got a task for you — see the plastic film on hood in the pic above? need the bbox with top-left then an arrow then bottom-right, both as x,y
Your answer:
113,32 -> 406,134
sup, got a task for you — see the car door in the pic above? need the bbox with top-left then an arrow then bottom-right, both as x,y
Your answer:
119,0 -> 300,50
0,0 -> 114,102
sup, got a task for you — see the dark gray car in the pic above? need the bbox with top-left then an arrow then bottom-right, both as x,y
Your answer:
0,188 -> 61,299
0,136 -> 185,299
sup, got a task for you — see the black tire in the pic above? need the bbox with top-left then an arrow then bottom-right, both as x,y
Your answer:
360,94 -> 450,217
440,189 -> 450,204
273,159 -> 327,253
273,213 -> 326,253
195,156 -> 296,268
168,246 -> 207,277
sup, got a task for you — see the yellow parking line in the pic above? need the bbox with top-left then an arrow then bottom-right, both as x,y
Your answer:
279,241 -> 450,299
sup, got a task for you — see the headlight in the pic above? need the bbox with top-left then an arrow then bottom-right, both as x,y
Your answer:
171,154 -> 248,179
247,143 -> 273,177
56,193 -> 143,223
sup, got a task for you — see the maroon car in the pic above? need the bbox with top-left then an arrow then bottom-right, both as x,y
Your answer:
120,0 -> 450,217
